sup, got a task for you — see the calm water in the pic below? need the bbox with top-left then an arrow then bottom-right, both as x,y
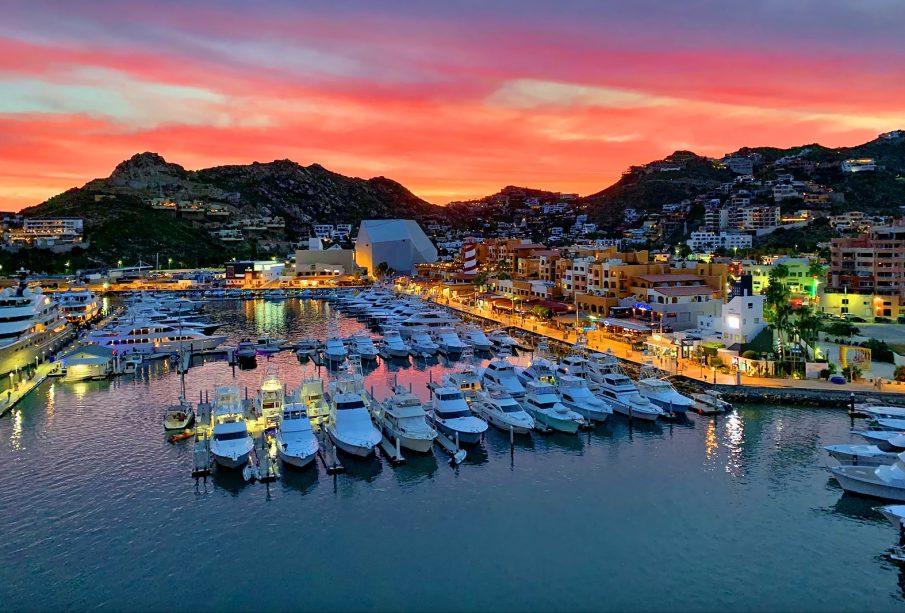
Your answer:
2,299 -> 905,612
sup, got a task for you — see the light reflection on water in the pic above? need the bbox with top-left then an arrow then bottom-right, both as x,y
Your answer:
0,298 -> 903,612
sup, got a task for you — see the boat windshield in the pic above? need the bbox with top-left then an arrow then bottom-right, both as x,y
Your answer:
214,430 -> 248,441
439,392 -> 464,401
337,400 -> 366,410
439,409 -> 471,418
533,400 -> 557,409
501,403 -> 522,413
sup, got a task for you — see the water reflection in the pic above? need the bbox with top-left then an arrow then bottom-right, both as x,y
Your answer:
9,408 -> 23,450
723,411 -> 745,478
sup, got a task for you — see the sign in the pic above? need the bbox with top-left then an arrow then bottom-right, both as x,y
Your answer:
840,345 -> 872,371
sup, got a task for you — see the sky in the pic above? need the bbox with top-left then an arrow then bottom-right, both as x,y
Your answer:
1,0 -> 904,211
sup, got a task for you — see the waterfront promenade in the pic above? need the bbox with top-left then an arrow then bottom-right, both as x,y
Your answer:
434,295 -> 905,397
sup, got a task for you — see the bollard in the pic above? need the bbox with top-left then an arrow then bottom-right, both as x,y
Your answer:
510,423 -> 514,446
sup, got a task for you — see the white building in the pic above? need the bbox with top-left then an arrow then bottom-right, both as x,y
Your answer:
721,294 -> 766,346
841,158 -> 877,173
354,219 -> 437,275
687,231 -> 752,253
313,224 -> 334,239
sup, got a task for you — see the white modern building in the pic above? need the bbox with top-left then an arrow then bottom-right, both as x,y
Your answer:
687,231 -> 752,253
354,219 -> 438,275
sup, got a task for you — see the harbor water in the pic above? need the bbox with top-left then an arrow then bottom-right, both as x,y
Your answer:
1,298 -> 904,612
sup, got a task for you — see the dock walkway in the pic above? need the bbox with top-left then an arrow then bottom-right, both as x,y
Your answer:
0,361 -> 60,417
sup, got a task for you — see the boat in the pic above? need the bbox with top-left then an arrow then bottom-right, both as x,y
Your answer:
378,329 -> 410,359
556,354 -> 592,382
373,385 -> 437,453
322,337 -> 348,364
488,329 -> 519,351
517,356 -> 558,386
557,374 -> 612,423
297,376 -> 330,427
163,398 -> 195,430
236,339 -> 257,362
275,402 -> 319,468
263,288 -> 287,301
831,451 -> 905,501
457,324 -> 493,351
348,333 -> 379,361
481,357 -> 526,400
863,406 -> 905,420
255,368 -> 285,428
443,366 -> 484,402
433,327 -> 467,355
300,289 -> 313,299
595,371 -> 662,421
0,271 -> 72,380
295,338 -> 318,360
396,310 -> 460,338
873,418 -> 905,432
427,385 -> 488,445
57,286 -> 101,324
635,366 -> 694,416
325,372 -> 382,457
692,390 -> 732,415
122,353 -> 143,374
852,430 -> 905,443
471,385 -> 535,434
86,320 -> 225,355
409,330 -> 439,356
254,335 -> 287,354
522,380 -> 586,433
880,505 -> 905,530
825,433 -> 905,466
209,386 -> 254,469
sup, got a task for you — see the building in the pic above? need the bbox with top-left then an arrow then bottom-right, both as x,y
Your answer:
687,231 -> 752,253
294,243 -> 356,280
828,224 -> 905,315
354,219 -> 438,275
5,217 -> 85,248
841,158 -> 877,173
743,257 -> 818,298
224,260 -> 286,286
720,294 -> 766,346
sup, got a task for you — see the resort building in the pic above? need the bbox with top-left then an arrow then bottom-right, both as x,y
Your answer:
354,219 -> 438,276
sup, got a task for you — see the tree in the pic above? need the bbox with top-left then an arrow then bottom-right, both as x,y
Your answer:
793,305 -> 822,348
894,365 -> 905,382
375,261 -> 389,279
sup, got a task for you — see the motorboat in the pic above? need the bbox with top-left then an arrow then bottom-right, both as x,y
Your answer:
163,398 -> 195,431
517,356 -> 558,386
86,320 -> 226,355
374,385 -> 437,453
873,418 -> 905,432
348,333 -> 379,361
297,376 -> 329,427
255,369 -> 285,428
692,390 -> 732,415
378,330 -> 410,359
863,406 -> 905,420
300,289 -> 313,299
831,450 -> 905,501
471,385 -> 535,434
325,374 -> 381,457
263,288 -> 287,301
295,338 -> 318,361
481,358 -> 526,400
322,337 -> 348,364
275,402 -> 319,469
236,339 -> 257,362
57,287 -> 101,324
557,374 -> 612,423
522,380 -> 586,433
852,430 -> 905,444
636,374 -> 694,416
457,324 -> 493,351
210,386 -> 254,469
555,354 -> 592,382
443,366 -> 484,402
825,433 -> 905,466
595,372 -> 663,421
396,310 -> 460,338
254,335 -> 287,354
427,385 -> 488,445
488,329 -> 519,351
880,505 -> 905,530
409,330 -> 439,356
433,327 -> 467,355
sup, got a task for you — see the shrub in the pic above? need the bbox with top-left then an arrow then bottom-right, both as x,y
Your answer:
895,365 -> 905,382
819,368 -> 831,380
860,338 -> 896,364
742,350 -> 759,360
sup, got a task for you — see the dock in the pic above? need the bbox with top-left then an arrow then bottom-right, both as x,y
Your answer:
1,358 -> 66,417
378,434 -> 406,466
316,429 -> 345,474
434,430 -> 467,464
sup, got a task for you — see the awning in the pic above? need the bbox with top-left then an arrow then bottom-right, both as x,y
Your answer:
599,318 -> 652,333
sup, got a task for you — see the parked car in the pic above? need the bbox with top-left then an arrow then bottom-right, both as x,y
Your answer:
874,316 -> 892,323
843,314 -> 866,323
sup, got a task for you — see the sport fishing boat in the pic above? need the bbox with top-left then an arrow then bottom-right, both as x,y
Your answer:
296,376 -> 329,427
831,450 -> 905,501
825,433 -> 905,466
322,337 -> 348,364
488,329 -> 519,351
481,358 -> 526,400
522,380 -> 586,433
378,329 -> 410,359
471,385 -> 535,434
325,373 -> 381,457
57,286 -> 101,324
235,339 -> 257,363
427,385 -> 488,445
457,324 -> 493,352
210,386 -> 254,469
517,356 -> 558,386
557,374 -> 612,423
595,371 -> 663,421
374,385 -> 437,453
255,368 -> 285,428
433,327 -> 467,355
348,333 -> 379,361
635,368 -> 694,416
275,402 -> 319,469
443,366 -> 484,402
409,330 -> 439,356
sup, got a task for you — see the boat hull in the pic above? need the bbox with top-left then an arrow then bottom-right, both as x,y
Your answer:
831,465 -> 905,501
213,451 -> 251,469
434,421 -> 482,445
475,407 -> 533,434
611,401 -> 660,421
278,450 -> 317,469
562,400 -> 610,423
527,409 -> 580,433
328,429 -> 377,457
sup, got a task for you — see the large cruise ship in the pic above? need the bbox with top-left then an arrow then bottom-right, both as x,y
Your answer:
57,286 -> 102,324
0,272 -> 72,379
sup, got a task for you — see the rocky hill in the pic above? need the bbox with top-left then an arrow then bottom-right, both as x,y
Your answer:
18,153 -> 441,268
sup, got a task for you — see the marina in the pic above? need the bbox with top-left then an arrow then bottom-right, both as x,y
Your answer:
4,294 -> 905,610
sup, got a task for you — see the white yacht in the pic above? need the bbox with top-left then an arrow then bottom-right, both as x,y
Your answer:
433,327 -> 467,355
831,450 -> 905,501
275,402 -> 319,469
0,273 -> 71,379
409,330 -> 439,356
443,366 -> 484,402
255,369 -> 285,428
471,385 -> 535,434
595,372 -> 662,421
457,324 -> 493,351
57,286 -> 101,324
87,320 -> 225,355
692,391 -> 732,415
235,339 -> 257,362
517,356 -> 558,386
326,374 -> 382,457
636,374 -> 694,416
397,310 -> 460,338
488,329 -> 519,351
322,337 -> 348,364
428,385 -> 488,445
852,430 -> 905,444
522,380 -> 586,433
556,354 -> 592,382
348,333 -> 379,361
378,330 -> 410,359
374,386 -> 437,453
481,358 -> 526,399
210,386 -> 254,469
825,434 -> 905,466
297,376 -> 329,427
863,406 -> 905,420
557,374 -> 612,423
